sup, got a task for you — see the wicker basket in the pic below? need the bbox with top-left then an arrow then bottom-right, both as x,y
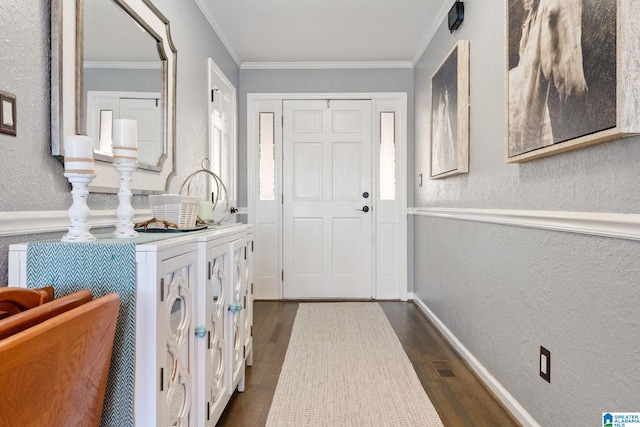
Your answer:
148,194 -> 200,229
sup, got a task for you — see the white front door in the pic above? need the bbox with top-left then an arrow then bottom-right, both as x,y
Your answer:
282,99 -> 372,298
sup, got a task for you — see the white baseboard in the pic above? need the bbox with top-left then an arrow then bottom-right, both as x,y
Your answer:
0,209 -> 152,237
410,295 -> 540,427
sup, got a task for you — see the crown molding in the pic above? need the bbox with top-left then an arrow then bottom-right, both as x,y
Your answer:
411,1 -> 451,66
240,61 -> 414,70
193,0 -> 242,67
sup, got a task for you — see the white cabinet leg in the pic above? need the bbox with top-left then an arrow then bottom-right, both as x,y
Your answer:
238,373 -> 245,393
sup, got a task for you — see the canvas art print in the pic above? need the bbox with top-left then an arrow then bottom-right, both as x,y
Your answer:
507,0 -> 618,161
430,40 -> 469,179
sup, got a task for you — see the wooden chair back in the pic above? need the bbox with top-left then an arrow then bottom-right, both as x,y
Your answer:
0,290 -> 93,340
0,286 -> 55,318
0,292 -> 120,427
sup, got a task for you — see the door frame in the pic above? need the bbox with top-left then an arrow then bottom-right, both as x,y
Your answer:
247,92 -> 408,300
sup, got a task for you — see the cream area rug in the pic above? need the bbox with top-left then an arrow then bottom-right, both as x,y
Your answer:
266,302 -> 444,426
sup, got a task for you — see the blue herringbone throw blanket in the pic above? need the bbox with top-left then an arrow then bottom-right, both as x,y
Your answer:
26,239 -> 136,427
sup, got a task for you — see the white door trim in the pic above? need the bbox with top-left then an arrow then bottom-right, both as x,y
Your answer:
247,92 -> 408,300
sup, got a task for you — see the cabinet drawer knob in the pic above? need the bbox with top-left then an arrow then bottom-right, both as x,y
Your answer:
195,326 -> 206,338
228,303 -> 243,313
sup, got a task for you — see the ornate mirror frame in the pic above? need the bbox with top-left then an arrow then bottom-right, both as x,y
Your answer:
51,0 -> 176,193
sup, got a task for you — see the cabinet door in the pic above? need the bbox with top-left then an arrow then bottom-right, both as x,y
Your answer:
243,235 -> 254,365
202,243 -> 229,425
227,237 -> 246,391
158,252 -> 196,427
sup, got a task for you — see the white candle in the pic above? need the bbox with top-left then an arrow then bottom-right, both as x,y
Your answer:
113,119 -> 138,149
64,135 -> 94,159
64,135 -> 95,174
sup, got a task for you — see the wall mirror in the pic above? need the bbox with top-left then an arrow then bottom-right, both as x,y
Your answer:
51,0 -> 176,193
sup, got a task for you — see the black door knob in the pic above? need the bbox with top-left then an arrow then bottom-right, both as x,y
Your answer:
357,206 -> 370,213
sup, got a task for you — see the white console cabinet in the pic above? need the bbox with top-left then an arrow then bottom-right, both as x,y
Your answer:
8,224 -> 254,427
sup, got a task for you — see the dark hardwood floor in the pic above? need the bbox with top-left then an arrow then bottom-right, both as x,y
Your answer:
217,300 -> 521,426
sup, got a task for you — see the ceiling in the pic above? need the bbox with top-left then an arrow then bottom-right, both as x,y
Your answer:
193,0 -> 452,68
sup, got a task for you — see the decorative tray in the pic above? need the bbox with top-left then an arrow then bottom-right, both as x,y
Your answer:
134,218 -> 208,233
134,224 -> 208,233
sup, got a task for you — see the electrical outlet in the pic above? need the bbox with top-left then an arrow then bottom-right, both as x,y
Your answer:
540,346 -> 551,383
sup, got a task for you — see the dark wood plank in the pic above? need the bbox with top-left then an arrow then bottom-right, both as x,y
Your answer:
218,300 -> 521,427
380,301 -> 521,427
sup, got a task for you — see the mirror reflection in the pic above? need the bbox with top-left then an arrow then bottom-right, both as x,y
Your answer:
83,0 -> 164,168
169,297 -> 183,335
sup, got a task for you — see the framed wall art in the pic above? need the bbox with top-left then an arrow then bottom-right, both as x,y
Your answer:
506,0 -> 640,163
0,91 -> 16,136
430,40 -> 469,179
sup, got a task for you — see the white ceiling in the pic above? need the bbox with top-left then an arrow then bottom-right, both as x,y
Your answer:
84,0 -> 161,63
194,0 -> 452,68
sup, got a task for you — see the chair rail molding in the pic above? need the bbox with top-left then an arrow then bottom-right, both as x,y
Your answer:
0,210 -> 152,237
408,207 -> 640,242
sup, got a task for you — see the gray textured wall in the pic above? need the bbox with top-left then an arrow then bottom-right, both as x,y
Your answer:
0,0 -> 238,284
413,1 -> 640,425
238,68 -> 415,207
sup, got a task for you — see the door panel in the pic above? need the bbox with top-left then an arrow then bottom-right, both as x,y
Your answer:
332,218 -> 362,274
292,217 -> 323,274
293,143 -> 323,199
283,99 -> 372,299
332,142 -> 362,200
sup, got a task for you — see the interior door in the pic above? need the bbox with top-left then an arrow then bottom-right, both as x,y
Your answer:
208,59 -> 237,222
283,99 -> 372,298
120,97 -> 162,165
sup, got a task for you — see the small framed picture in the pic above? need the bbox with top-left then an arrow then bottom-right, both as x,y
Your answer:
0,91 -> 17,136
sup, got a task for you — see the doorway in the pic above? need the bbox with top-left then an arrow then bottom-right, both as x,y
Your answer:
248,93 -> 407,300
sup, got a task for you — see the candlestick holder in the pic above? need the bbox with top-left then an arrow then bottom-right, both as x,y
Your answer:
62,172 -> 97,242
112,160 -> 138,238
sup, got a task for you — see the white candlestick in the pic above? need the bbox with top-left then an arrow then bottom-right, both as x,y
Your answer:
112,161 -> 138,238
63,135 -> 95,174
61,173 -> 97,242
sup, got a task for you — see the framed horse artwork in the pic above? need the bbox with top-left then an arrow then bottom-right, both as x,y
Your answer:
506,0 -> 640,163
430,40 -> 470,179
